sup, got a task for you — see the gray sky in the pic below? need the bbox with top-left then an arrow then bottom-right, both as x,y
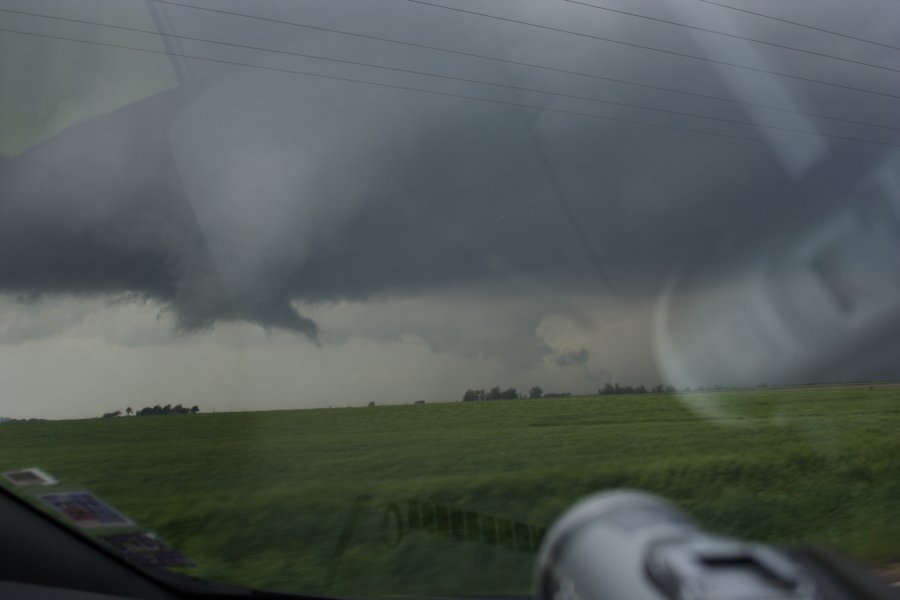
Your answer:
0,0 -> 898,418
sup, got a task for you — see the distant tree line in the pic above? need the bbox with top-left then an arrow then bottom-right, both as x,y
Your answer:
136,404 -> 199,416
102,404 -> 199,418
462,387 -> 520,402
460,383 -> 690,402
598,383 -> 677,395
461,386 -> 578,402
461,380 -> 844,403
600,383 -> 774,394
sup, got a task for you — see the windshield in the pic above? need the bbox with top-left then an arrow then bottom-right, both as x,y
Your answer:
1,0 -> 899,595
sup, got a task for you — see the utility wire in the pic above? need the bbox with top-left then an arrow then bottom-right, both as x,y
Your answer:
697,0 -> 900,52
3,7 -> 896,148
137,0 -> 900,133
563,0 -> 900,74
0,26 -> 879,159
407,0 -> 900,101
527,125 -> 617,294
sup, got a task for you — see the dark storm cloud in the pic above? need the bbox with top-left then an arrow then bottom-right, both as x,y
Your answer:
0,0 -> 896,341
0,86 -> 317,336
553,348 -> 591,368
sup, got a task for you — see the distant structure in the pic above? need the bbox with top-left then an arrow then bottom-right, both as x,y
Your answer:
414,400 -> 425,405
0,417 -> 10,424
368,401 -> 376,407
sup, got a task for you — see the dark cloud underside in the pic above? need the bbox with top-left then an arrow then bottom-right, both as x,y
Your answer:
0,0 -> 894,341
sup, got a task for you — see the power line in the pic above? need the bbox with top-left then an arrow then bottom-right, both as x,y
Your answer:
0,26 -> 879,159
139,0 -> 900,134
407,0 -> 900,101
697,0 -> 900,52
526,125 -> 616,294
563,0 -> 900,74
4,8 -> 896,149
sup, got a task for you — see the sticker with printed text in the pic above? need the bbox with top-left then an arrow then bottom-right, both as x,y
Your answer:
38,492 -> 133,529
2,468 -> 58,487
99,532 -> 195,568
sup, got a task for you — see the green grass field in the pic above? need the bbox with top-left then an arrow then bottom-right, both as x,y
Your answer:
2,388 -> 899,596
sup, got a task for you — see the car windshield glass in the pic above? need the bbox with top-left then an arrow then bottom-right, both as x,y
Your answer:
1,0 -> 899,595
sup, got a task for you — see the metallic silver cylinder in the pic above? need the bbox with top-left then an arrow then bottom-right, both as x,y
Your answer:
535,491 -> 817,600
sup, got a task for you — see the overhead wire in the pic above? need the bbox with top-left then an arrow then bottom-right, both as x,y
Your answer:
0,25 -> 880,159
562,0 -> 900,74
3,7 -> 897,149
406,0 -> 900,101
133,0 -> 900,134
526,125 -> 618,295
696,0 -> 900,52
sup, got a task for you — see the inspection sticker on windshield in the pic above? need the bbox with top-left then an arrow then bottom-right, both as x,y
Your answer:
2,468 -> 58,487
99,532 -> 195,568
37,492 -> 133,529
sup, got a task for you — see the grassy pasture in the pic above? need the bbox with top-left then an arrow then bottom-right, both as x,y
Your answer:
1,387 -> 899,595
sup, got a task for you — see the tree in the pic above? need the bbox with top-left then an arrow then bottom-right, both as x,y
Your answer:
464,389 -> 485,402
125,406 -> 133,416
529,386 -> 543,399
501,387 -> 518,400
635,385 -> 647,394
600,383 -> 615,395
190,405 -> 200,414
486,386 -> 502,401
